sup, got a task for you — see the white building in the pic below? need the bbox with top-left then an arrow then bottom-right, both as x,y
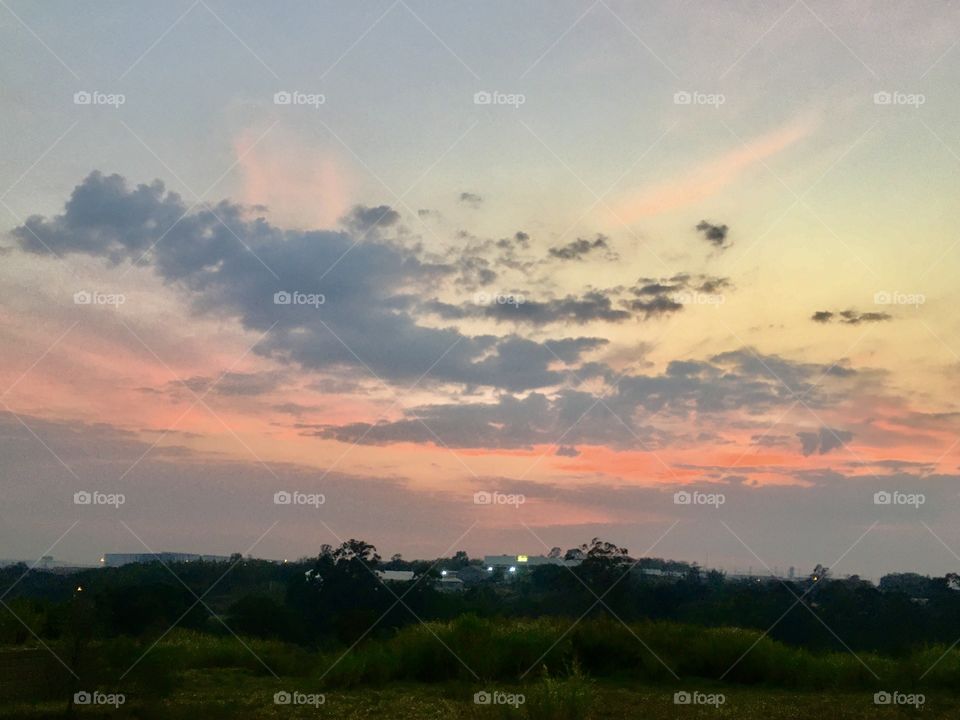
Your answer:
375,569 -> 416,582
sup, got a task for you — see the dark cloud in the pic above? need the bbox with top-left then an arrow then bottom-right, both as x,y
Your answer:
425,290 -> 631,326
812,309 -> 892,325
548,234 -> 615,261
626,294 -> 683,318
13,172 -> 603,393
496,231 -> 530,251
342,204 -> 400,234
797,427 -> 854,456
272,403 -> 319,416
695,220 -> 729,249
750,434 -> 792,447
838,310 -> 892,325
304,348 -> 861,450
459,192 -> 483,207
626,273 -> 731,319
302,389 -> 669,450
177,371 -> 285,397
555,445 -> 580,457
423,270 -> 732,327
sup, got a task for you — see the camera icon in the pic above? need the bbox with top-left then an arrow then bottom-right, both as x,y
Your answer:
73,91 -> 92,105
74,491 -> 92,505
473,91 -> 492,105
74,290 -> 92,305
673,91 -> 692,105
473,491 -> 492,505
273,91 -> 292,105
873,91 -> 892,105
873,291 -> 891,305
274,291 -> 292,305
673,490 -> 691,505
274,491 -> 292,505
273,691 -> 292,705
874,491 -> 892,505
74,691 -> 92,705
673,691 -> 692,704
873,691 -> 891,705
473,691 -> 491,705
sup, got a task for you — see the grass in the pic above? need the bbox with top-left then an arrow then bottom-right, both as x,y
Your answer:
2,615 -> 959,717
4,674 -> 960,720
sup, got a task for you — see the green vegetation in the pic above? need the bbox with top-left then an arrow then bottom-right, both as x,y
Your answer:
2,539 -> 959,717
1,616 -> 958,717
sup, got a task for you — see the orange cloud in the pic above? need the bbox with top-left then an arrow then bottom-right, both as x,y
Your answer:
233,127 -> 350,230
611,117 -> 817,222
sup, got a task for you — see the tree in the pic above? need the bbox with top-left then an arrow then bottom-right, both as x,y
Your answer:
809,564 -> 829,583
580,538 -> 632,564
287,539 -> 389,643
331,539 -> 379,565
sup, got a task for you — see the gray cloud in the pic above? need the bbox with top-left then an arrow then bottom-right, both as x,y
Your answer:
812,310 -> 892,325
303,348 -> 860,450
14,172 -> 606,393
695,220 -> 729,249
342,204 -> 400,234
423,273 -> 733,327
459,192 -> 483,207
548,234 -> 615,261
797,427 -> 855,456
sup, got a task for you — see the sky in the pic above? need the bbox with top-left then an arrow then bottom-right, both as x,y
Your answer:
2,1 -> 960,579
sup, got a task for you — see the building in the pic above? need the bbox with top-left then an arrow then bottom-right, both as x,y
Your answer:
375,569 -> 416,582
454,565 -> 489,584
437,574 -> 465,591
102,552 -> 230,567
483,554 -> 579,574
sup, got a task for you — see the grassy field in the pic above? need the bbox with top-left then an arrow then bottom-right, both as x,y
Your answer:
1,616 -> 954,718
2,673 -> 955,720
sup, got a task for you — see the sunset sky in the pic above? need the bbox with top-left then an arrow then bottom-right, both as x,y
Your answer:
2,1 -> 960,578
